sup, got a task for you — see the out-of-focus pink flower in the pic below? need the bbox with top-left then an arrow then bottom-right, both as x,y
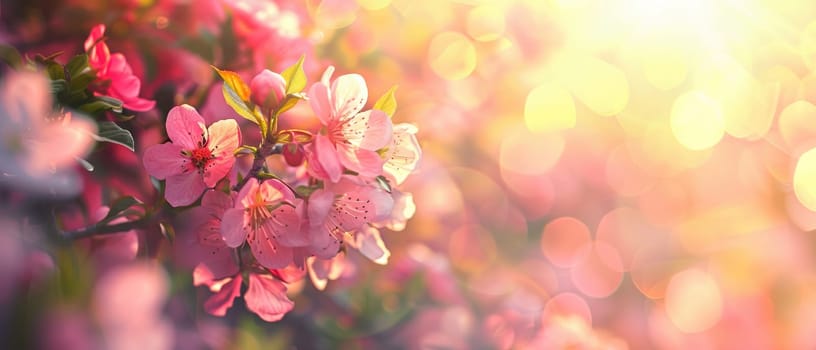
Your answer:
524,314 -> 627,350
305,176 -> 393,259
142,104 -> 241,207
382,123 -> 421,185
306,67 -> 393,181
221,178 -> 305,269
250,69 -> 286,110
0,71 -> 96,197
93,262 -> 173,350
84,24 -> 156,112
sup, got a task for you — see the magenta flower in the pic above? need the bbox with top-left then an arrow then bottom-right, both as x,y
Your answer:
142,104 -> 241,207
84,24 -> 155,112
307,67 -> 393,182
305,176 -> 394,259
220,178 -> 305,269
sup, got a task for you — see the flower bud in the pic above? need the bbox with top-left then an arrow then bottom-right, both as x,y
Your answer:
282,143 -> 304,167
250,69 -> 286,111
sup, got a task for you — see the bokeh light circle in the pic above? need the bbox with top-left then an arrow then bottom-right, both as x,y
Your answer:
428,31 -> 477,80
793,147 -> 816,212
670,90 -> 725,151
664,268 -> 723,333
540,217 -> 592,268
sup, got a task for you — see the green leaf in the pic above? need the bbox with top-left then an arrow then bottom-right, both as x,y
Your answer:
234,145 -> 257,155
79,97 -> 124,114
0,45 -> 23,68
46,62 -> 65,80
50,79 -> 68,94
65,54 -> 90,78
91,121 -> 135,151
281,55 -> 307,95
373,85 -> 398,117
68,72 -> 95,93
213,66 -> 268,136
212,66 -> 251,101
98,196 -> 143,225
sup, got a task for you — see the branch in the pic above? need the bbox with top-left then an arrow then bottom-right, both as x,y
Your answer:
61,217 -> 150,240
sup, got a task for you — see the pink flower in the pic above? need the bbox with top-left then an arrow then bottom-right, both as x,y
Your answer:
382,123 -> 422,185
84,24 -> 156,112
143,104 -> 241,207
306,67 -> 393,182
305,176 -> 394,259
192,190 -> 296,321
250,69 -> 286,110
221,178 -> 305,269
0,71 -> 97,197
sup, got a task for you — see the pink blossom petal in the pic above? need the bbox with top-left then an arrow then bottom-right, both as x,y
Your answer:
306,253 -> 345,291
235,178 -> 260,207
121,97 -> 155,112
312,134 -> 343,182
244,274 -> 293,322
249,229 -> 293,269
166,105 -> 206,150
336,144 -> 384,178
351,225 -> 390,265
108,53 -> 134,77
307,189 -> 334,226
309,82 -> 332,125
308,225 -> 341,259
269,205 -> 306,247
110,72 -> 140,100
203,275 -> 242,317
261,179 -> 296,204
83,24 -> 106,52
164,173 -> 207,207
201,190 -> 234,218
342,110 -> 392,151
220,208 -> 247,248
143,143 -> 186,179
330,74 -> 368,121
206,119 -> 241,159
383,123 -> 421,185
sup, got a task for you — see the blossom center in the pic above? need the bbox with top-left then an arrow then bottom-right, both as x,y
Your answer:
190,146 -> 214,169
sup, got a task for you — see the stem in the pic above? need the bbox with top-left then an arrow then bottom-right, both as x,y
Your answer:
61,217 -> 151,240
232,141 -> 283,192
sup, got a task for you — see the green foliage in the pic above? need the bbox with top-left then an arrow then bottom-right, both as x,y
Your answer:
91,121 -> 135,151
373,85 -> 398,117
281,55 -> 307,95
213,66 -> 269,136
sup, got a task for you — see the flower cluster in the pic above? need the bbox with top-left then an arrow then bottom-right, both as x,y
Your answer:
143,62 -> 421,321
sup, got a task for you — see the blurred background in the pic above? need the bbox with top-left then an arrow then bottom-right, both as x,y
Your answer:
4,0 -> 816,348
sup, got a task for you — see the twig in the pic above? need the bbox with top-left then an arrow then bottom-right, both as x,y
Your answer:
61,217 -> 150,240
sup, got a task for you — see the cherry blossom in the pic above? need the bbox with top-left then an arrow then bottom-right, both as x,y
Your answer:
307,67 -> 393,181
142,104 -> 241,207
220,178 -> 305,269
305,176 -> 394,259
84,24 -> 156,112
